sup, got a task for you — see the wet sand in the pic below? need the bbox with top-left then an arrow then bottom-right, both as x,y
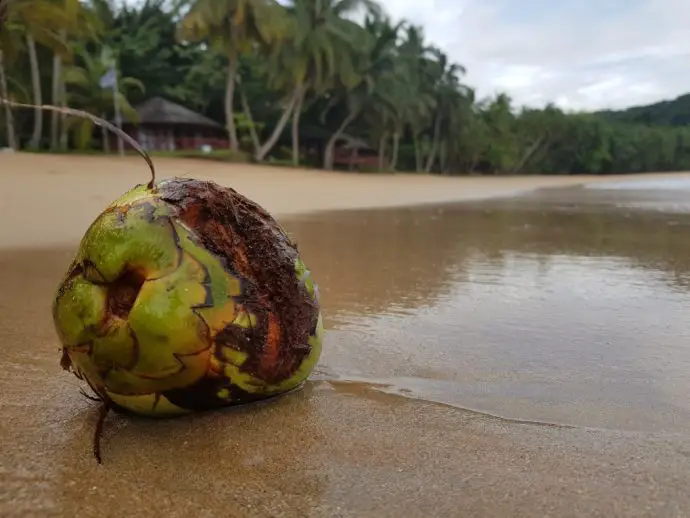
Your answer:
3,153 -> 690,516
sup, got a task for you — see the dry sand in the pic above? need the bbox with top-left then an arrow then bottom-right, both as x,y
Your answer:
2,153 -> 690,517
3,152 -> 687,250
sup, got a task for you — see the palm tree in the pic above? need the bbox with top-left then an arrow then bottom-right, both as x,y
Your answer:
49,0 -> 103,150
3,0 -> 70,149
369,52 -> 411,172
321,12 -> 397,170
436,86 -> 474,174
62,45 -> 143,149
0,0 -> 19,149
359,15 -> 406,170
265,0 -> 380,165
422,47 -> 470,173
177,0 -> 286,151
246,42 -> 306,162
480,93 -> 519,174
397,24 -> 436,172
362,77 -> 394,170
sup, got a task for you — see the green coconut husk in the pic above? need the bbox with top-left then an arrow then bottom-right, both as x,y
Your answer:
2,99 -> 324,463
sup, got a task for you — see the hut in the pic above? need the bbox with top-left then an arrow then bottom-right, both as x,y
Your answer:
332,133 -> 381,170
285,124 -> 380,169
109,97 -> 228,152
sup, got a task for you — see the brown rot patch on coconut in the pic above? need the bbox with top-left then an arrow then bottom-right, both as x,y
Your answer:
157,177 -> 318,384
162,377 -> 260,411
106,270 -> 145,320
216,315 -> 266,351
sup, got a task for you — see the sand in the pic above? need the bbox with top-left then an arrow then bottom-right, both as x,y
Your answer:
2,152 -> 690,517
4,151 -> 688,250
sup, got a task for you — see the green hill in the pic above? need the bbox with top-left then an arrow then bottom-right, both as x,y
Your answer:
596,94 -> 690,127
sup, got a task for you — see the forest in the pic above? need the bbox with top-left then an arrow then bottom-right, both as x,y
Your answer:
3,0 -> 690,175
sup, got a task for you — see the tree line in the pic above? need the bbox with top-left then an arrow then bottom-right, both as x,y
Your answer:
3,0 -> 690,175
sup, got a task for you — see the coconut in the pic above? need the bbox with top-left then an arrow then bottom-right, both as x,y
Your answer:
53,177 -> 323,461
4,100 -> 324,463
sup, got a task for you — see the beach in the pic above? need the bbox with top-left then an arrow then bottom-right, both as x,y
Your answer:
1,152 -> 680,250
2,153 -> 690,517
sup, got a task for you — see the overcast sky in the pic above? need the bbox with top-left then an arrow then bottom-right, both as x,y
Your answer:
379,0 -> 690,111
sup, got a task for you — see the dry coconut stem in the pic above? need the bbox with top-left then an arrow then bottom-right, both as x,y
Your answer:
0,98 -> 156,188
93,402 -> 111,464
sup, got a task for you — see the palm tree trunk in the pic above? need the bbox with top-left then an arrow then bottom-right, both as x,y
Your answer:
413,133 -> 422,172
27,35 -> 43,149
0,50 -> 16,150
439,140 -> 448,174
377,132 -> 387,171
239,83 -> 260,155
291,86 -> 305,166
59,77 -> 68,149
101,113 -> 110,152
469,153 -> 479,174
224,49 -> 239,150
390,131 -> 400,171
50,29 -> 66,150
50,52 -> 61,149
324,110 -> 359,170
254,86 -> 301,162
424,114 -> 441,173
511,135 -> 545,174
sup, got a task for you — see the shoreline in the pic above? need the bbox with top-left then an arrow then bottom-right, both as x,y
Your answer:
2,152 -> 689,250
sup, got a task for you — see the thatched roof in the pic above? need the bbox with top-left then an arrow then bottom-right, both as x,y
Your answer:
129,97 -> 223,128
338,133 -> 371,150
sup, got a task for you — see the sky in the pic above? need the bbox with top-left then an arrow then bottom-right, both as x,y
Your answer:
379,0 -> 690,111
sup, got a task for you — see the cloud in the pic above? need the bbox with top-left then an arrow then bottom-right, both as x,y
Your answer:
380,0 -> 690,110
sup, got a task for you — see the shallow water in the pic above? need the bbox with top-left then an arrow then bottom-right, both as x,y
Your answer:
587,175 -> 690,191
284,183 -> 690,433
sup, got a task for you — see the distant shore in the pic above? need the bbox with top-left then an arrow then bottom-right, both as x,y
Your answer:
2,151 -> 688,249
